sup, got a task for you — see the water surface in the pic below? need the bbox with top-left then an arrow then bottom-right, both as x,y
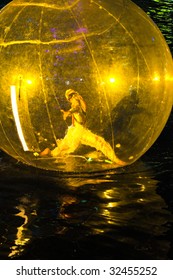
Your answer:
0,138 -> 173,260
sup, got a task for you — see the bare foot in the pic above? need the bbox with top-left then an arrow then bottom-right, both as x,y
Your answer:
40,148 -> 51,156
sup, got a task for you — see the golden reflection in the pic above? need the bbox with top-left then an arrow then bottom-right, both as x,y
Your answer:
55,161 -> 163,238
9,205 -> 30,258
140,184 -> 145,192
137,198 -> 144,202
6,161 -> 170,258
102,189 -> 115,199
107,202 -> 119,208
61,177 -> 114,189
8,195 -> 38,258
59,195 -> 77,219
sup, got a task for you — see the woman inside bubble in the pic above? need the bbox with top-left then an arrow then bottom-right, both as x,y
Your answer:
40,89 -> 125,166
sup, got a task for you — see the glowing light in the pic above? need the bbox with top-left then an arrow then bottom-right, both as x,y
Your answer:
107,202 -> 118,208
109,77 -> 116,83
140,185 -> 145,192
26,79 -> 32,85
103,189 -> 114,199
115,143 -> 121,148
129,156 -> 134,160
10,86 -> 29,151
0,0 -> 172,173
153,75 -> 160,82
8,205 -> 31,258
165,75 -> 173,81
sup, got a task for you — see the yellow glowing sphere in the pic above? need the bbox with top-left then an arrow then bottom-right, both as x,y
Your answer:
0,0 -> 173,173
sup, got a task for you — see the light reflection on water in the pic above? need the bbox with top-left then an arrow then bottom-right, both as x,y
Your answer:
0,157 -> 172,260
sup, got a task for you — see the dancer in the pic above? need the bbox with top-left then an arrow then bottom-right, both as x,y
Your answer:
40,89 -> 125,166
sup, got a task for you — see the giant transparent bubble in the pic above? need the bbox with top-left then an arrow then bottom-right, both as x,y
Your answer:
0,0 -> 173,173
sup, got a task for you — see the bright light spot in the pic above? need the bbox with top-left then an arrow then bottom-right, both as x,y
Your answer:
116,143 -> 121,148
165,75 -> 173,81
103,189 -> 114,199
153,74 -> 160,82
109,77 -> 116,83
129,156 -> 134,160
26,79 -> 32,85
140,185 -> 145,192
107,202 -> 118,208
10,85 -> 29,151
65,80 -> 70,85
137,198 -> 144,202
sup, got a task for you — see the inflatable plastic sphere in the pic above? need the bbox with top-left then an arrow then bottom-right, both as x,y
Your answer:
0,0 -> 173,173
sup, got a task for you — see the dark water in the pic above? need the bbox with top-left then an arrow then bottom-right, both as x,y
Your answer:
1,148 -> 173,260
0,0 -> 173,260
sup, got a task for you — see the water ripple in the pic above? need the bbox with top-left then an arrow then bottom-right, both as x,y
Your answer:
0,153 -> 173,260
